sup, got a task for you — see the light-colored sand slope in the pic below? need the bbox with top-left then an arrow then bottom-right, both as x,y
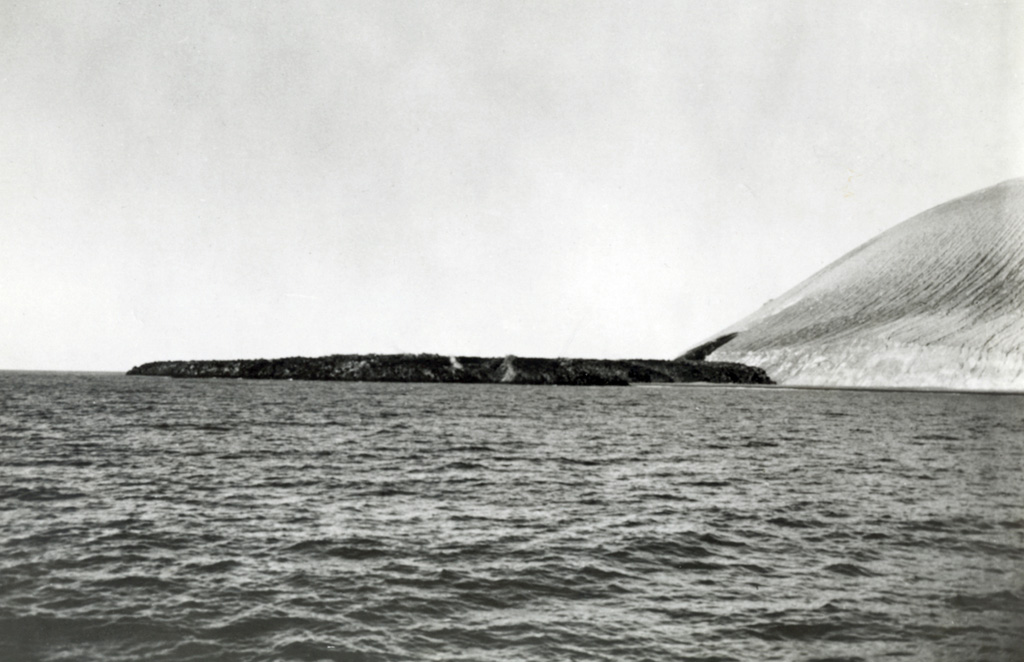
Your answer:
692,178 -> 1024,390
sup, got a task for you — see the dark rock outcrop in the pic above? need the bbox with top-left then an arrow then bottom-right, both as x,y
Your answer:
127,353 -> 773,386
679,333 -> 738,361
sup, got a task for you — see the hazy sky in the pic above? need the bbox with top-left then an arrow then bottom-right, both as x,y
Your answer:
3,1 -> 1022,370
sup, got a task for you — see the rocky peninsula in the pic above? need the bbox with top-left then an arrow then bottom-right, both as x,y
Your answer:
127,354 -> 773,386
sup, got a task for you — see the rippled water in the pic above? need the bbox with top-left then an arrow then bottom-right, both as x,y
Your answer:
2,372 -> 1023,661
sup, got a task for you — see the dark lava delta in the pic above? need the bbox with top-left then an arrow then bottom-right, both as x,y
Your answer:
127,353 -> 773,386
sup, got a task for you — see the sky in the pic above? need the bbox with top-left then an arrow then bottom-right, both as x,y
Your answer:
2,1 -> 1022,371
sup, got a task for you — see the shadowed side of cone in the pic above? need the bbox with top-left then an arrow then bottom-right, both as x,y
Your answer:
679,333 -> 739,361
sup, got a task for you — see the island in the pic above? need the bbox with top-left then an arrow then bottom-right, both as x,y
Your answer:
127,354 -> 773,386
681,178 -> 1024,391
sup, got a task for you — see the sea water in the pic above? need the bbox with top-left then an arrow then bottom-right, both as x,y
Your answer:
1,372 -> 1022,661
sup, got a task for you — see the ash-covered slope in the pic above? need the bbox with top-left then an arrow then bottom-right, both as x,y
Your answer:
684,178 -> 1024,390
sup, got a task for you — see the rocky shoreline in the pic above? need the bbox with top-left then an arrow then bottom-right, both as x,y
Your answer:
127,354 -> 773,386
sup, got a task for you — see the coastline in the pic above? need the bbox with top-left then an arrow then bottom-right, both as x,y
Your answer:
126,353 -> 774,386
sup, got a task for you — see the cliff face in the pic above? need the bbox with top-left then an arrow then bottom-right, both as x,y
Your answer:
127,354 -> 773,386
684,179 -> 1024,391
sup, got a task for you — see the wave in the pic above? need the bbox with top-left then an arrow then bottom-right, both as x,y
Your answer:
286,538 -> 392,560
822,563 -> 878,577
948,590 -> 1024,613
0,486 -> 86,502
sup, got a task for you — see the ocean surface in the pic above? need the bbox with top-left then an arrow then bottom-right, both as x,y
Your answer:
1,372 -> 1023,662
